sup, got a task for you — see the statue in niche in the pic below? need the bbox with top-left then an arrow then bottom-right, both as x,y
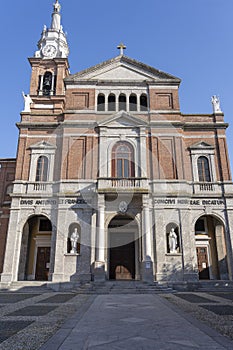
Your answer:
70,228 -> 79,254
168,228 -> 177,253
211,95 -> 221,113
22,92 -> 33,112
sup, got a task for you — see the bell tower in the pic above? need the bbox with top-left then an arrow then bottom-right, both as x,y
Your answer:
28,0 -> 69,110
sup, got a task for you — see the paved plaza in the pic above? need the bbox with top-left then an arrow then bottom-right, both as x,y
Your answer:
0,285 -> 232,349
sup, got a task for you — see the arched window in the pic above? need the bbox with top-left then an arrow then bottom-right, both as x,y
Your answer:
108,94 -> 116,111
36,156 -> 49,182
112,142 -> 135,178
197,156 -> 211,182
129,94 -> 137,111
119,94 -> 126,111
97,94 -> 105,111
42,72 -> 53,96
140,94 -> 148,111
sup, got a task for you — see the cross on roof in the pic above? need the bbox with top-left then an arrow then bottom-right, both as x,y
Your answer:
117,43 -> 126,56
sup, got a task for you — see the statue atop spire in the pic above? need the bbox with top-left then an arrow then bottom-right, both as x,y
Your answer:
51,0 -> 61,30
53,0 -> 61,13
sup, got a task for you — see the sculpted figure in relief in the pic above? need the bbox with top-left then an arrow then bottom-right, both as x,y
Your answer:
22,92 -> 33,112
211,95 -> 221,113
169,228 -> 177,253
70,228 -> 79,253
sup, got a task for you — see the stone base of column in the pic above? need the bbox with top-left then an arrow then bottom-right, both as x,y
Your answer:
141,261 -> 154,283
93,261 -> 106,282
70,273 -> 92,283
51,273 -> 65,282
0,273 -> 13,283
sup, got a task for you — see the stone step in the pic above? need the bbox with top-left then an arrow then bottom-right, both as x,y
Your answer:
74,281 -> 174,294
0,281 -> 51,293
168,280 -> 233,292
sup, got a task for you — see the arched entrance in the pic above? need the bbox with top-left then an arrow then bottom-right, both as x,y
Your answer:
18,215 -> 52,281
195,215 -> 228,280
108,215 -> 140,280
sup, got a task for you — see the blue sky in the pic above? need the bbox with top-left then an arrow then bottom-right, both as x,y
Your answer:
0,0 -> 233,169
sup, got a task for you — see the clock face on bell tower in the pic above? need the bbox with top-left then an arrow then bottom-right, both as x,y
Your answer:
42,45 -> 57,58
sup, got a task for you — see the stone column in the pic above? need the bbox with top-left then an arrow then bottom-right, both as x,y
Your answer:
179,209 -> 199,282
0,209 -> 21,282
98,128 -> 107,178
139,128 -> 147,178
94,195 -> 106,281
51,208 -> 66,282
141,195 -> 153,282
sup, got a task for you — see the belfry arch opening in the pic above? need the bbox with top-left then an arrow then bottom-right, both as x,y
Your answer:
195,215 -> 228,280
108,215 -> 140,280
18,215 -> 52,281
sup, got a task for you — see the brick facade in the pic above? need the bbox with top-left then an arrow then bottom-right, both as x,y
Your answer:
1,2 -> 233,287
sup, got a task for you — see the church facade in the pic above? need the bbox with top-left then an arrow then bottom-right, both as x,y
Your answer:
1,1 -> 233,286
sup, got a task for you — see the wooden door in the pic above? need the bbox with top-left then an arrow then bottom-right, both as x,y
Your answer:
196,247 -> 210,279
110,240 -> 135,280
35,247 -> 50,281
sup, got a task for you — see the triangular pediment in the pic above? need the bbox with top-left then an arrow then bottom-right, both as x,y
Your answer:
98,111 -> 148,127
66,55 -> 181,83
189,141 -> 214,149
29,140 -> 56,149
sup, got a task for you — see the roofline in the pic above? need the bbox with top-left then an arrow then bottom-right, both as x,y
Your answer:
0,158 -> 16,162
66,55 -> 181,83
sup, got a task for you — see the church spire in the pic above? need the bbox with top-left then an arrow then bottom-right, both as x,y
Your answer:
34,0 -> 69,59
51,0 -> 61,30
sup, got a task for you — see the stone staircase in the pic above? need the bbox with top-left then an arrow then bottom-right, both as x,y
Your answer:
2,280 -> 233,294
72,281 -> 174,294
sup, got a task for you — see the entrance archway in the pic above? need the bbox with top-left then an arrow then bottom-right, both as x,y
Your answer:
108,215 -> 139,280
195,215 -> 228,280
18,215 -> 52,281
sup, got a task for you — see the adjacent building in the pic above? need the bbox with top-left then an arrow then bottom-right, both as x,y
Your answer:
1,1 -> 233,286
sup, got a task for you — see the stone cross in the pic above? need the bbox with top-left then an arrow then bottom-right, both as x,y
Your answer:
117,43 -> 126,55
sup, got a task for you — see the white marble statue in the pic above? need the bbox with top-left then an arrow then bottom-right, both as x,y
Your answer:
70,228 -> 79,253
22,92 -> 33,112
54,0 -> 61,12
211,95 -> 222,113
169,228 -> 177,253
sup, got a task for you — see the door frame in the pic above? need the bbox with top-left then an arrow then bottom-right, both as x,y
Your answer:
107,230 -> 140,280
31,235 -> 51,280
195,235 -> 212,280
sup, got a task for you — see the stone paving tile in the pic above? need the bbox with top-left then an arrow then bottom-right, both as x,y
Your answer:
200,305 -> 233,315
36,294 -> 75,304
210,293 -> 233,302
0,292 -> 91,350
40,294 -> 233,350
0,294 -> 40,304
163,292 -> 233,341
7,305 -> 58,316
174,293 -> 218,303
0,321 -> 33,342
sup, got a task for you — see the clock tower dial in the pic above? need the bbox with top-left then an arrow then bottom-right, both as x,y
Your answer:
42,45 -> 57,58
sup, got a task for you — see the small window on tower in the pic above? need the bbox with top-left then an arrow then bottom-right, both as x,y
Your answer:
42,72 -> 53,96
36,156 -> 49,182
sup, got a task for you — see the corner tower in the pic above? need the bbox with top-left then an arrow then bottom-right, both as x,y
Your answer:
28,0 -> 69,108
